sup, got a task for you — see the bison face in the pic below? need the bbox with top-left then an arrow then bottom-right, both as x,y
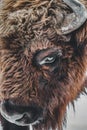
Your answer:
0,0 -> 87,130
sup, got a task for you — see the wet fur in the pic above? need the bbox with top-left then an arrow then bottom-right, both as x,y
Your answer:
0,0 -> 87,130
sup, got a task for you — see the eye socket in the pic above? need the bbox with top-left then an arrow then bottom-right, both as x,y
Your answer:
39,56 -> 56,65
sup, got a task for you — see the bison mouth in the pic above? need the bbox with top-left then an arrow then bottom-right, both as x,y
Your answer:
0,100 -> 43,126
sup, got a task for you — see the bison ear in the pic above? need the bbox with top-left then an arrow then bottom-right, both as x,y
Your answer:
75,21 -> 87,46
60,0 -> 87,35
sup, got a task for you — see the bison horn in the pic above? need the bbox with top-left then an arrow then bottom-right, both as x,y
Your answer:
60,0 -> 87,34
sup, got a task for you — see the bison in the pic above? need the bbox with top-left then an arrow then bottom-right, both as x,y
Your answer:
0,0 -> 87,130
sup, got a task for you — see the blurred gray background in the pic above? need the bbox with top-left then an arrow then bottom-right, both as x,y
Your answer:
66,94 -> 87,130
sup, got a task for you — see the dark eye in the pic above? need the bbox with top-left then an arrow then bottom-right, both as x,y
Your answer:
39,56 -> 56,65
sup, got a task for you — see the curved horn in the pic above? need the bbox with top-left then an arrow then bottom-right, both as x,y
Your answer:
60,0 -> 87,34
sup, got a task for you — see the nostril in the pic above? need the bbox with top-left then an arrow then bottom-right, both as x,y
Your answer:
1,100 -> 26,114
16,113 -> 32,123
0,100 -> 19,116
16,108 -> 43,124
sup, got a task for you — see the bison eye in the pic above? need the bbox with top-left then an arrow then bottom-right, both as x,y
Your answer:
39,56 -> 56,65
33,48 -> 62,67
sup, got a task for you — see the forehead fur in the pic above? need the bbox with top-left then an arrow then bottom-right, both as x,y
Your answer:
0,0 -> 71,38
1,0 -> 87,11
0,0 -> 87,39
2,0 -> 63,9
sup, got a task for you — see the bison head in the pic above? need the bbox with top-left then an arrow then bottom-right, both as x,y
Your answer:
0,0 -> 87,130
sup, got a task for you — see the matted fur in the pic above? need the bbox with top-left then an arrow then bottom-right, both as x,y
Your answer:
0,0 -> 87,130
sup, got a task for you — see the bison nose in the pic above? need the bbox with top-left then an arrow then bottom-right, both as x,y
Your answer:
0,100 -> 43,125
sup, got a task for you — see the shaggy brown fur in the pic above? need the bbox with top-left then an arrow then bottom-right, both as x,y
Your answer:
0,0 -> 87,130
